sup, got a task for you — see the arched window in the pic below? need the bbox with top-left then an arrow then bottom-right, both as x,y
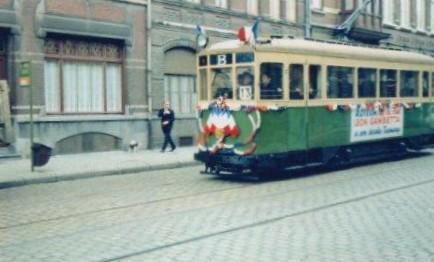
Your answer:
164,47 -> 197,114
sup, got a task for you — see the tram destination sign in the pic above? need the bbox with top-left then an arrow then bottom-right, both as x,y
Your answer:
350,104 -> 403,143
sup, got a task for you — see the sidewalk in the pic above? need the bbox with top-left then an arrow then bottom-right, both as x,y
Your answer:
0,147 -> 200,189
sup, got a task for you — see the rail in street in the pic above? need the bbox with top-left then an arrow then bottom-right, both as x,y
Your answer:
1,152 -> 434,261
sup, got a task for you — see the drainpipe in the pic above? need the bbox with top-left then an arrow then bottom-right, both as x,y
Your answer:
304,0 -> 311,38
146,0 -> 153,148
146,0 -> 152,113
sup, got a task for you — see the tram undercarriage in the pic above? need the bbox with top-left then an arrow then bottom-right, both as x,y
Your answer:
194,135 -> 434,178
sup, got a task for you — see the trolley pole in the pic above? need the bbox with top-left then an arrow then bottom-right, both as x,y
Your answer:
19,61 -> 33,172
304,0 -> 312,39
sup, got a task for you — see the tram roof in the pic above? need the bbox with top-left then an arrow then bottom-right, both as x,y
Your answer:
208,39 -> 434,66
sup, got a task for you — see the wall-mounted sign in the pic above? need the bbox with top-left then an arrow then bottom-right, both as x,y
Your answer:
19,61 -> 32,88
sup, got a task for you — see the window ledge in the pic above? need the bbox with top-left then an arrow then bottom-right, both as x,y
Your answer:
312,8 -> 326,15
15,114 -> 149,123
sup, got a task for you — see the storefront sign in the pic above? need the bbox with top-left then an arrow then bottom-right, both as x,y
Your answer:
351,104 -> 403,143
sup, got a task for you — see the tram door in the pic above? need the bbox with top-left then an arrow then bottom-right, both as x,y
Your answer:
288,62 -> 309,165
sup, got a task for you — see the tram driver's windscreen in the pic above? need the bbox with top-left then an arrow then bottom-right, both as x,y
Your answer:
260,63 -> 283,100
237,67 -> 254,100
211,68 -> 233,99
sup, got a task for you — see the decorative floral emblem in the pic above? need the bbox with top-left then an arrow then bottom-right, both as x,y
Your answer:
197,97 -> 261,155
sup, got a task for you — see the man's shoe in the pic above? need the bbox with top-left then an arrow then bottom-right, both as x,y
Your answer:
160,149 -> 165,153
169,147 -> 176,152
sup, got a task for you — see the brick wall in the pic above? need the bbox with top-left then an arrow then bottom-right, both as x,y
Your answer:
0,0 -> 12,8
90,2 -> 126,23
46,0 -> 87,17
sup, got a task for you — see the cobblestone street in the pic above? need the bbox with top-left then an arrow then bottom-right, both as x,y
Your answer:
1,153 -> 434,262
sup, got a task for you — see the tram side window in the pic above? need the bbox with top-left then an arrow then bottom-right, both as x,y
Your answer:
199,69 -> 208,100
309,65 -> 321,99
211,68 -> 233,99
400,71 -> 419,97
237,67 -> 254,100
422,72 -> 429,97
327,66 -> 354,99
432,73 -> 434,97
380,69 -> 397,98
260,63 -> 283,100
289,64 -> 304,100
358,68 -> 376,98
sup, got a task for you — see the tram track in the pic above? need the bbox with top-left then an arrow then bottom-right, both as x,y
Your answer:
0,153 -> 432,231
101,174 -> 434,261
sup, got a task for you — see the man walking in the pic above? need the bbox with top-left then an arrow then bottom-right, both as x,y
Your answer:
158,101 -> 176,152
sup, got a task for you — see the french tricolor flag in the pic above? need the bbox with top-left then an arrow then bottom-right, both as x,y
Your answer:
238,20 -> 259,45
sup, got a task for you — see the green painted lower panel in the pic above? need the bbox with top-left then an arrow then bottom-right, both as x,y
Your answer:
197,102 -> 434,156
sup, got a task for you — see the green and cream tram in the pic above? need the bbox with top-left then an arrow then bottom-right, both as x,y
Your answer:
194,38 -> 434,176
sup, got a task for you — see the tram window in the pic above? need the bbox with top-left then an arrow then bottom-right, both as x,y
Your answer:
199,69 -> 208,100
432,73 -> 434,97
380,69 -> 397,98
236,67 -> 254,100
211,68 -> 233,99
260,63 -> 283,100
289,64 -> 304,100
327,66 -> 354,99
400,71 -> 419,97
358,68 -> 376,98
309,65 -> 321,99
422,72 -> 429,97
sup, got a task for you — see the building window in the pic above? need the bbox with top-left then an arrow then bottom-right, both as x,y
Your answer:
311,0 -> 322,10
417,0 -> 425,30
345,0 -> 354,10
215,0 -> 227,8
431,0 -> 434,31
44,38 -> 123,114
247,0 -> 258,15
282,0 -> 296,22
383,0 -> 394,24
401,0 -> 410,28
164,75 -> 196,114
269,0 -> 280,19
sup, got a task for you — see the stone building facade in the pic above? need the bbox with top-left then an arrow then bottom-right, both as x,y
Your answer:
0,0 -> 433,156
